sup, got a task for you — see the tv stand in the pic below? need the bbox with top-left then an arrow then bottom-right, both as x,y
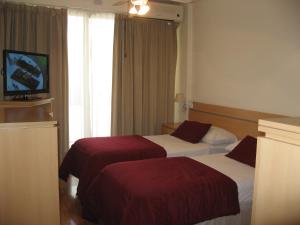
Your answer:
11,95 -> 42,101
0,97 -> 54,123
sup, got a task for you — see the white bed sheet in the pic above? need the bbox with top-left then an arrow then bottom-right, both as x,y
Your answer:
144,134 -> 227,157
192,154 -> 255,225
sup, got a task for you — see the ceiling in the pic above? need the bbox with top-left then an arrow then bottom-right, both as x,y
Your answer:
99,0 -> 193,7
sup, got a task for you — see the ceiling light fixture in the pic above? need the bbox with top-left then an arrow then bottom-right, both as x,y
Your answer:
129,0 -> 150,15
138,4 -> 150,15
129,5 -> 138,14
131,0 -> 147,6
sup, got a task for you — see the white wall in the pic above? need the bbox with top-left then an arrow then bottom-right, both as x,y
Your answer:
174,5 -> 194,122
175,6 -> 188,122
187,0 -> 300,116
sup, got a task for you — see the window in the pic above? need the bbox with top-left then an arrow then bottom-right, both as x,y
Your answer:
68,10 -> 115,145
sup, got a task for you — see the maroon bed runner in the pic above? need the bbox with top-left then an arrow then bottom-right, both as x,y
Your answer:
59,135 -> 166,180
82,157 -> 240,225
59,135 -> 166,195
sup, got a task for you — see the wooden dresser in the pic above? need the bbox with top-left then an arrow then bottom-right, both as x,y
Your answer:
0,98 -> 60,225
251,117 -> 300,225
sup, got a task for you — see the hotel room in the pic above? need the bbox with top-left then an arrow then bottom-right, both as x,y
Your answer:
0,1 -> 300,225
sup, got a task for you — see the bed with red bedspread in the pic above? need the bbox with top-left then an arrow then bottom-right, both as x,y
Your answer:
82,157 -> 240,225
59,135 -> 166,181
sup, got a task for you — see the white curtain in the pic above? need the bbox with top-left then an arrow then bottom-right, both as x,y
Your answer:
68,10 -> 115,145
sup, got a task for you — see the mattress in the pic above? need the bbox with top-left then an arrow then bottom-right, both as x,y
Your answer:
144,134 -> 227,157
192,154 -> 255,225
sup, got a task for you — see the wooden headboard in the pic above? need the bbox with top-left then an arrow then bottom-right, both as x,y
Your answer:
189,102 -> 284,139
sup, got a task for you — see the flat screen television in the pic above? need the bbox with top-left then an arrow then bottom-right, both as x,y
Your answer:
3,50 -> 49,97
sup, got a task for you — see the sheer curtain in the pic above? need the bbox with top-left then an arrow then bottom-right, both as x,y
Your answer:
68,10 -> 115,145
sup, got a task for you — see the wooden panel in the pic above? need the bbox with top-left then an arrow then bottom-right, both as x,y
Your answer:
189,102 -> 284,139
0,98 -> 54,108
0,98 -> 54,123
252,137 -> 300,225
0,126 -> 60,225
0,121 -> 57,129
192,102 -> 282,122
259,126 -> 300,146
0,107 -> 52,123
259,117 -> 300,134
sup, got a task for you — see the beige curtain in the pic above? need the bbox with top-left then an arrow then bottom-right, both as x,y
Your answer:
0,2 -> 69,162
112,15 -> 177,136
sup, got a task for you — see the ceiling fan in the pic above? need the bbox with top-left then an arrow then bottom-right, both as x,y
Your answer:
113,0 -> 186,7
113,0 -> 150,15
112,0 -> 189,15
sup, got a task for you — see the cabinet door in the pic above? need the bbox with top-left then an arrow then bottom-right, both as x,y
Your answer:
252,137 -> 300,225
0,126 -> 59,225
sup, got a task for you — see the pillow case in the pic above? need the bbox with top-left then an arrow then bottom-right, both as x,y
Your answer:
226,136 -> 257,167
202,126 -> 237,145
224,141 -> 241,152
171,120 -> 211,144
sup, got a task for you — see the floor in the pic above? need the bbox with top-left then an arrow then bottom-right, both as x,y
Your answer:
60,177 -> 100,225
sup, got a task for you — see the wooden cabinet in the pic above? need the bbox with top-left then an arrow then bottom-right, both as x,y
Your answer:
0,98 -> 59,225
161,122 -> 181,134
251,117 -> 300,225
0,98 -> 54,123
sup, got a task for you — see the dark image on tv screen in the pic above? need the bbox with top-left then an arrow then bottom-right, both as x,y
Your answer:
4,50 -> 49,95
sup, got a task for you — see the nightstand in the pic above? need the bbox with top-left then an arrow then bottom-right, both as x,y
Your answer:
161,122 -> 181,134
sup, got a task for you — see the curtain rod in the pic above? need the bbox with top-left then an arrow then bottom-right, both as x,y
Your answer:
2,1 -> 126,14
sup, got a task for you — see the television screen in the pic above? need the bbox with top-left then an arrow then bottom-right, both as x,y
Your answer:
3,50 -> 49,96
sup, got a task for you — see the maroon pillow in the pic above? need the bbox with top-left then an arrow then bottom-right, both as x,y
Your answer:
171,120 -> 211,143
226,136 -> 257,167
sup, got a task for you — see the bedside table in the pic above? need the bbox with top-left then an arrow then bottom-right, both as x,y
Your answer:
161,122 -> 181,134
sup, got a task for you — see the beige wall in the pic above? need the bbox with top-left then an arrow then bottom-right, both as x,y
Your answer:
174,5 -> 194,122
175,6 -> 188,122
187,0 -> 300,117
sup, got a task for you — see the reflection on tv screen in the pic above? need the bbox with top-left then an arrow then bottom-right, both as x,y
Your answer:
6,52 -> 48,92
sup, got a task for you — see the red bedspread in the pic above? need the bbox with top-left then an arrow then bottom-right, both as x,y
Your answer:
82,157 -> 240,225
59,135 -> 166,181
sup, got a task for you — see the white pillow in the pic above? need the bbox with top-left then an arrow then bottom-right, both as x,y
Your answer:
224,141 -> 241,152
201,126 -> 237,145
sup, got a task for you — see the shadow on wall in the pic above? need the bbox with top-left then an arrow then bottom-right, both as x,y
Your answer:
0,54 -> 2,99
0,76 -> 3,100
